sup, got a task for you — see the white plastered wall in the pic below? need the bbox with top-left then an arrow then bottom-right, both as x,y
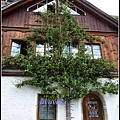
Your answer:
1,76 -> 119,120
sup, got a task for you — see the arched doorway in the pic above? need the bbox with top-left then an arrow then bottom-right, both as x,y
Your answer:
82,93 -> 104,120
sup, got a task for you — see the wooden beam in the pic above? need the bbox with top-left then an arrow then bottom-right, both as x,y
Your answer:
2,26 -> 30,32
86,31 -> 118,36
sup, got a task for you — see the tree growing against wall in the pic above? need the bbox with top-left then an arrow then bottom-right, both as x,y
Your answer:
2,0 -> 118,119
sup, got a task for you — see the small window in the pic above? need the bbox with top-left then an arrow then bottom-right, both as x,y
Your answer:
36,42 -> 53,56
62,43 -> 78,57
11,40 -> 27,56
37,95 -> 56,120
85,44 -> 101,59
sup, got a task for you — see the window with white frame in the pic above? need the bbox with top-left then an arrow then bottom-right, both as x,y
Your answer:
85,44 -> 101,59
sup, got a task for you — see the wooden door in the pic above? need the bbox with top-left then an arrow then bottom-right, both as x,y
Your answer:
82,93 -> 104,120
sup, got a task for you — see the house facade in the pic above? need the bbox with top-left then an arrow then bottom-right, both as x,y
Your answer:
1,0 -> 118,120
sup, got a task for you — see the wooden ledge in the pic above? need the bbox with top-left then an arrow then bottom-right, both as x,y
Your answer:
2,69 -> 26,76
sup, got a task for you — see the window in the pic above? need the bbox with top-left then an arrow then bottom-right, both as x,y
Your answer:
11,40 -> 27,56
36,42 -> 53,56
62,43 -> 78,57
37,95 -> 56,120
27,0 -> 86,15
85,44 -> 101,59
28,0 -> 56,13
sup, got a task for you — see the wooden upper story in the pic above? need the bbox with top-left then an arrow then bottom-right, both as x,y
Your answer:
2,0 -> 118,69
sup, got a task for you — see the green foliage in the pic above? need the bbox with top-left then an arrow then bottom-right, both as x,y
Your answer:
111,15 -> 118,19
2,1 -> 118,101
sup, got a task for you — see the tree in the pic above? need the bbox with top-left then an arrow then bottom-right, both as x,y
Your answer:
2,1 -> 118,120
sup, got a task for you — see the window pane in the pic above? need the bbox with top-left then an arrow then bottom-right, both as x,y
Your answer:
48,104 -> 55,119
11,42 -> 21,56
94,55 -> 101,59
62,45 -> 69,56
85,44 -> 92,55
36,43 -> 44,56
40,98 -> 47,119
93,50 -> 101,55
85,44 -> 101,59
70,44 -> 78,56
93,45 -> 101,58
36,43 -> 53,56
93,45 -> 100,50
46,43 -> 53,56
39,97 -> 56,120
40,104 -> 48,119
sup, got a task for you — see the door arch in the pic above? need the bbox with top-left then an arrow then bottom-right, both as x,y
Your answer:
82,93 -> 104,120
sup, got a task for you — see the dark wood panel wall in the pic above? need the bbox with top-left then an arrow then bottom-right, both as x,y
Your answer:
2,5 -> 118,69
2,9 -> 116,32
2,7 -> 27,27
2,30 -> 118,69
101,35 -> 118,69
75,15 -> 115,32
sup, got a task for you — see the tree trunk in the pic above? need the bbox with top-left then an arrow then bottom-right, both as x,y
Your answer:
66,101 -> 71,120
